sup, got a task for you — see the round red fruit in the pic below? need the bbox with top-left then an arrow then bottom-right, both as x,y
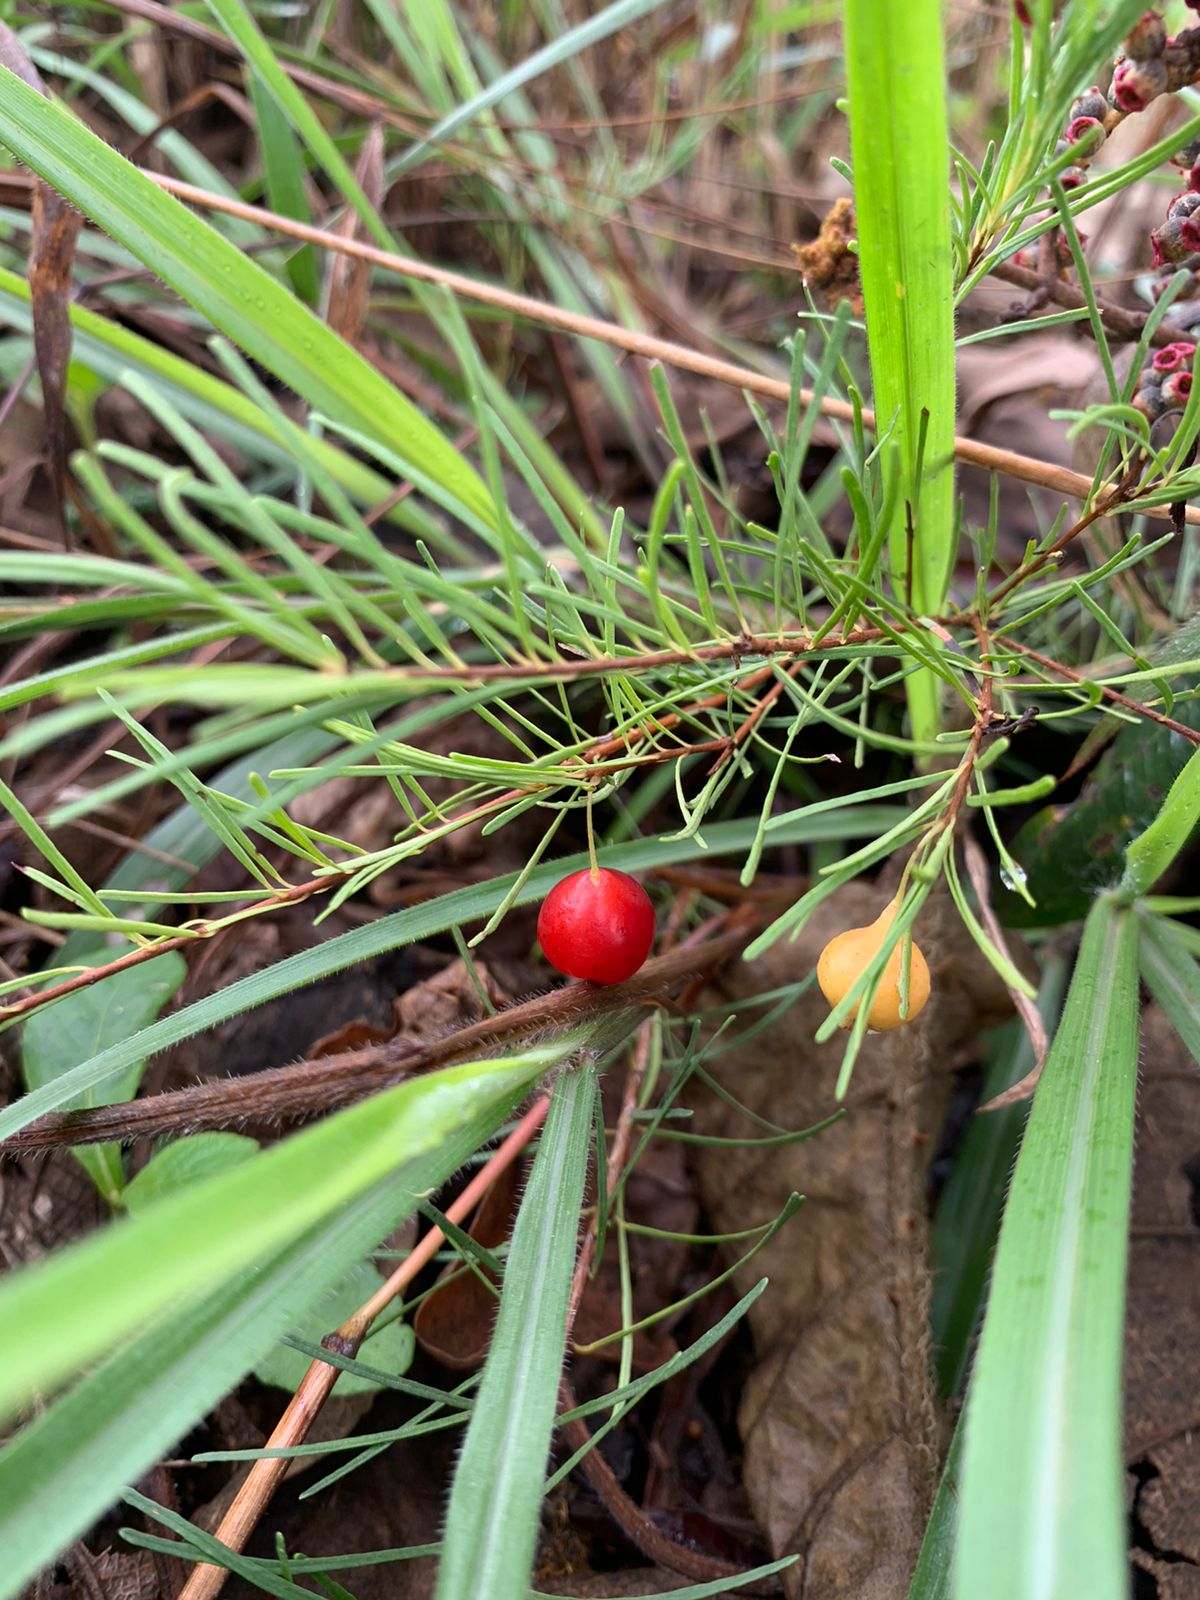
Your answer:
537,868 -> 656,985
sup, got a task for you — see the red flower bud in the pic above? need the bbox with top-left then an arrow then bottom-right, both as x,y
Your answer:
1111,56 -> 1168,112
1162,369 -> 1193,408
1152,215 -> 1191,264
1066,116 -> 1105,154
1134,383 -> 1166,420
1152,340 -> 1196,373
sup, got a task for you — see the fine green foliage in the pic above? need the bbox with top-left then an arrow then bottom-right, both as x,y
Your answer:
955,896 -> 1139,1600
844,0 -> 957,743
1,0 -> 1199,1592
437,1064 -> 595,1600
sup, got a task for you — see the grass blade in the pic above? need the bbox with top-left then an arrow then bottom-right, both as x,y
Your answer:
0,66 -> 491,524
929,960 -> 1067,1399
436,1063 -> 594,1600
955,895 -> 1139,1600
1139,911 -> 1200,1066
0,1079 -> 510,1599
907,1420 -> 962,1600
0,807 -> 908,1142
844,0 -> 956,744
394,0 -> 667,174
0,1048 -> 560,1423
1118,743 -> 1200,901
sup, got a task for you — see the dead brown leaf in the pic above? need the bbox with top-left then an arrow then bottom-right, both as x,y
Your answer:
0,24 -> 82,544
687,885 -> 1013,1600
327,123 -> 384,347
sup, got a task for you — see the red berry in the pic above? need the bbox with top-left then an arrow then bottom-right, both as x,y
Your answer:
537,868 -> 655,985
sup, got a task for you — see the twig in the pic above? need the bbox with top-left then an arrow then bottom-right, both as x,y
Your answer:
988,467 -> 1148,605
1,919 -> 769,1153
554,906 -> 782,1594
935,618 -> 997,840
994,635 -> 1200,746
962,833 -> 1048,1103
97,172 -> 1200,525
177,1096 -> 552,1600
990,258 -> 1187,349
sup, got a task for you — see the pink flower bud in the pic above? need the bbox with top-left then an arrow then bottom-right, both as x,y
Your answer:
1111,56 -> 1168,112
1161,369 -> 1193,408
1065,116 -> 1105,154
1152,341 -> 1196,373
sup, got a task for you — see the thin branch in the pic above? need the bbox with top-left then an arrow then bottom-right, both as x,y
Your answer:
994,635 -> 1200,745
988,467 -> 1148,605
962,832 -> 1048,1098
990,258 -> 1187,349
0,917 -> 769,1154
94,172 -> 1200,526
177,1095 -> 552,1600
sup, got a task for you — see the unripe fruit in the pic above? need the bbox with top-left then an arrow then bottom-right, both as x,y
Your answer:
816,898 -> 931,1032
537,868 -> 655,985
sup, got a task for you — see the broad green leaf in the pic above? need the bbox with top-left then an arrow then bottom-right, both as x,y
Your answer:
0,67 -> 492,526
21,947 -> 186,1204
844,0 -> 956,745
0,807 -> 910,1142
1139,911 -> 1200,1067
0,1046 -> 561,1424
252,1260 -> 414,1396
0,1082 -> 510,1599
956,896 -> 1139,1600
437,1063 -> 594,1600
121,1132 -> 259,1215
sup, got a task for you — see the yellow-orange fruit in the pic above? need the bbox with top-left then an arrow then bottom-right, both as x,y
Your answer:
816,897 -> 931,1031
